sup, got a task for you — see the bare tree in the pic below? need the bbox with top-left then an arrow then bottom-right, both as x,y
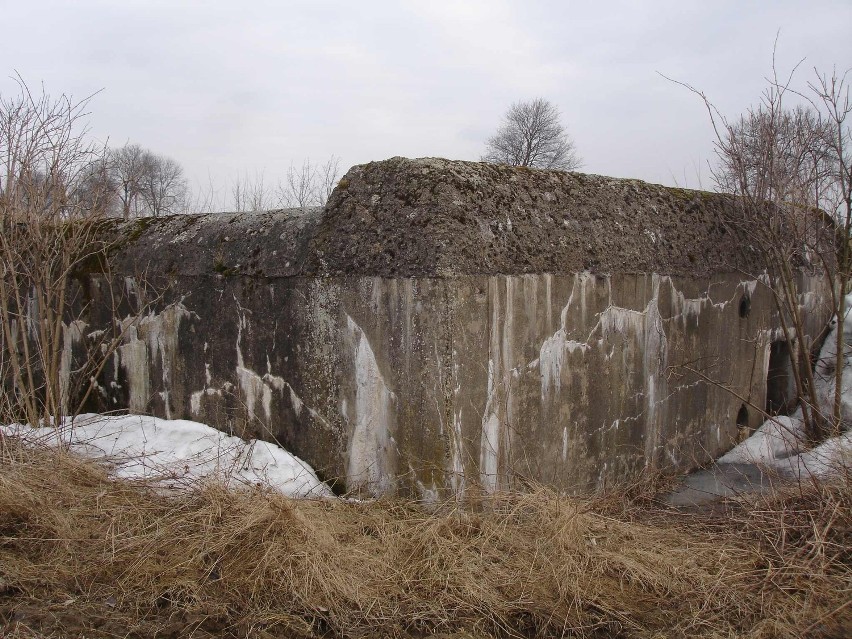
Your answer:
231,175 -> 248,213
108,143 -> 148,218
279,159 -> 318,209
140,153 -> 186,216
808,69 -> 852,434
76,156 -> 119,217
231,170 -> 276,212
106,143 -> 187,218
318,155 -> 341,204
229,157 -> 341,213
716,106 -> 835,206
185,170 -> 221,215
482,98 -> 582,171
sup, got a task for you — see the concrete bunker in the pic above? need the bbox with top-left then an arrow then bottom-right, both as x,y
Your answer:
73,157 -> 830,498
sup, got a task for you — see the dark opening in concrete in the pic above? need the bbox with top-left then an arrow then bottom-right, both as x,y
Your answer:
766,340 -> 794,415
739,294 -> 751,319
736,404 -> 749,429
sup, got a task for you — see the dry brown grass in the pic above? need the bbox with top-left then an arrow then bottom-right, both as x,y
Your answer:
0,435 -> 849,639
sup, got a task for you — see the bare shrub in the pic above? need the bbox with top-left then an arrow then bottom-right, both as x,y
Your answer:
0,78 -> 152,426
0,78 -> 109,425
667,52 -> 852,442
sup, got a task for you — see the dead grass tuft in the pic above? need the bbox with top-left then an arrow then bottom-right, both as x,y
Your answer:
0,436 -> 849,638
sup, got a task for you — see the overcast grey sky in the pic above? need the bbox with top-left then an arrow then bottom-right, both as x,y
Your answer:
2,0 -> 850,206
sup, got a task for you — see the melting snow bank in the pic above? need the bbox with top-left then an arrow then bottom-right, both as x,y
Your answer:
718,411 -> 852,478
0,413 -> 333,498
718,296 -> 852,478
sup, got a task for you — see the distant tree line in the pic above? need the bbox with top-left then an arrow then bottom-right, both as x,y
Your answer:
75,145 -> 344,218
104,143 -> 187,217
72,142 -> 188,218
228,156 -> 341,213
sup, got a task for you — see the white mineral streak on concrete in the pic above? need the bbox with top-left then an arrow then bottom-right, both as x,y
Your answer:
116,302 -> 190,417
801,290 -> 819,312
234,303 -> 269,422
410,459 -> 439,504
118,326 -> 150,413
431,341 -> 447,438
479,277 -> 518,493
642,276 -> 668,463
59,320 -> 87,414
535,274 -> 675,468
345,314 -> 396,494
146,304 -> 189,419
287,383 -> 304,416
416,477 -> 439,504
503,278 -> 515,439
742,279 -> 759,296
124,276 -> 139,301
539,273 -> 592,399
539,320 -> 566,399
448,352 -> 466,495
480,357 -> 501,493
190,362 -> 222,417
599,304 -> 645,336
544,273 -> 553,334
191,300 -> 327,431
669,286 -> 707,320
369,275 -> 384,313
190,387 -> 220,416
480,279 -> 502,493
283,383 -> 335,431
521,274 -> 539,333
262,372 -> 331,429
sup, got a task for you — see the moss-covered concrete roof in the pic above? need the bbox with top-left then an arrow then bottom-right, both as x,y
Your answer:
110,157 -> 762,278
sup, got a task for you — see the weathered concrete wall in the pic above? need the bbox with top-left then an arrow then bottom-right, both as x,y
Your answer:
75,158 -> 832,497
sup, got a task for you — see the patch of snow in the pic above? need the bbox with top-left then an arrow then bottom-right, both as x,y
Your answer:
1,413 -> 332,498
718,414 -> 805,464
774,431 -> 852,478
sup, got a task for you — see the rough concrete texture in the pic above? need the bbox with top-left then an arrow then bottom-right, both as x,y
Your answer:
112,157 -> 761,280
308,157 -> 762,277
75,158 -> 831,497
